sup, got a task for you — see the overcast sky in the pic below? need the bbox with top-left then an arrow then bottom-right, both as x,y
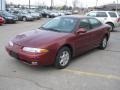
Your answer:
6,0 -> 118,7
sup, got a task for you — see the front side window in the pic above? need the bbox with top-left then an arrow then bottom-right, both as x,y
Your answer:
108,12 -> 117,17
96,12 -> 107,17
89,18 -> 102,29
79,19 -> 91,30
41,17 -> 78,32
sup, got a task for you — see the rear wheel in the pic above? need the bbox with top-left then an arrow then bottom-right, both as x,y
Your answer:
99,36 -> 108,49
54,47 -> 71,69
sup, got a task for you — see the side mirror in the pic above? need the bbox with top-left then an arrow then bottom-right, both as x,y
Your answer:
76,28 -> 87,34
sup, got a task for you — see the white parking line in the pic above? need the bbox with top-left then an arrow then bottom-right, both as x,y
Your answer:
63,68 -> 120,81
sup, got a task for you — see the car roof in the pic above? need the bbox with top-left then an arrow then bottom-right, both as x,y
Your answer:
89,11 -> 117,13
60,15 -> 91,19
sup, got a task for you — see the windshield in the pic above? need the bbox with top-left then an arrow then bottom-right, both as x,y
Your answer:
3,11 -> 12,16
41,17 -> 78,32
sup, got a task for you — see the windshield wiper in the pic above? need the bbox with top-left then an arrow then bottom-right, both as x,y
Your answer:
48,28 -> 61,32
40,27 -> 61,32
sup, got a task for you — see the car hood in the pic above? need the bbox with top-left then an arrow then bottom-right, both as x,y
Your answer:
12,29 -> 69,48
6,14 -> 16,17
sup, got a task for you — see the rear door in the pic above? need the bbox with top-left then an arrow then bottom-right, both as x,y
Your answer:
88,18 -> 104,47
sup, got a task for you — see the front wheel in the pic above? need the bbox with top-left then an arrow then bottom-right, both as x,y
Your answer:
22,17 -> 27,21
54,47 -> 71,69
99,36 -> 108,49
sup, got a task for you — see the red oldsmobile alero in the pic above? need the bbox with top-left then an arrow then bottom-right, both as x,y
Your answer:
6,16 -> 110,69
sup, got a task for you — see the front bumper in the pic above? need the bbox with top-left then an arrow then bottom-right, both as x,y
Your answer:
5,19 -> 17,23
5,44 -> 53,66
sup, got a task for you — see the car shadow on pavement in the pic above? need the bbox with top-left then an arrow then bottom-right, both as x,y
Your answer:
70,48 -> 99,64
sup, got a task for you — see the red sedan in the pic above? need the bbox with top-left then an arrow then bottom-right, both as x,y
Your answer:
6,16 -> 110,69
0,17 -> 5,25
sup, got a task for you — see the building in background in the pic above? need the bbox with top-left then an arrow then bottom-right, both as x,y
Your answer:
0,0 -> 5,10
95,4 -> 120,11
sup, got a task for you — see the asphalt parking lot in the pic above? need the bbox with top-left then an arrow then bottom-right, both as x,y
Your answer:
0,18 -> 120,90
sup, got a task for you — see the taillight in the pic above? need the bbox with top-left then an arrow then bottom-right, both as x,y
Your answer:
117,18 -> 120,22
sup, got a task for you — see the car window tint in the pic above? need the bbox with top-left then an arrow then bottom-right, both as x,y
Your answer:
96,12 -> 107,17
79,19 -> 91,30
87,12 -> 96,17
108,12 -> 117,17
89,18 -> 102,29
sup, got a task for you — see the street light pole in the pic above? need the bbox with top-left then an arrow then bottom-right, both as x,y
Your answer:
51,0 -> 53,10
29,0 -> 30,9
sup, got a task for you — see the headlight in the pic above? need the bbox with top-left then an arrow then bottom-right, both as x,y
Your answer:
22,47 -> 48,53
9,41 -> 13,46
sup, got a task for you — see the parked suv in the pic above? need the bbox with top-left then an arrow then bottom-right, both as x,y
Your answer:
86,11 -> 120,31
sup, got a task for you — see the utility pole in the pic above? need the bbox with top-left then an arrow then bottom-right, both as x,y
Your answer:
1,0 -> 2,10
29,0 -> 30,9
116,0 -> 118,11
96,0 -> 98,8
65,0 -> 67,10
51,0 -> 53,10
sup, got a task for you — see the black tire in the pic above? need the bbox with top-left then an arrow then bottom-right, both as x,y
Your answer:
99,36 -> 108,49
13,20 -> 17,24
46,15 -> 50,18
22,17 -> 27,21
54,47 -> 71,69
107,23 -> 114,32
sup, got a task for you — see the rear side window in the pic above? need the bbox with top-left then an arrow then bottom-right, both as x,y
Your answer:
108,12 -> 117,17
89,18 -> 102,29
96,12 -> 107,17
